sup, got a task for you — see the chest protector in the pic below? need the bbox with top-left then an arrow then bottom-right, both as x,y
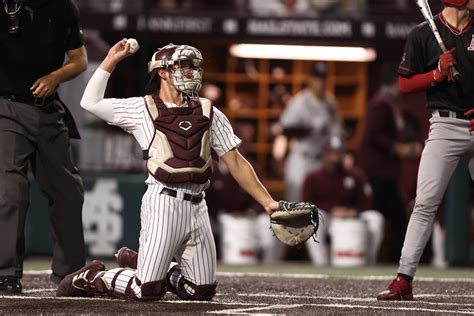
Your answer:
144,95 -> 213,184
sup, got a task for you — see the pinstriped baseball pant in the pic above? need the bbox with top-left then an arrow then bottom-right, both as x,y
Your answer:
398,116 -> 474,277
103,185 -> 217,298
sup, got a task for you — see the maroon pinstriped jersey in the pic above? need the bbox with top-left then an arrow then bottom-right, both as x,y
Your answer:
398,13 -> 474,112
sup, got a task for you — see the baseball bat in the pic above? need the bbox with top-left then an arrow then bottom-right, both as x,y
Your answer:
415,0 -> 461,80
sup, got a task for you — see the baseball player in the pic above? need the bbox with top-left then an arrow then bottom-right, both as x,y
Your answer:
279,62 -> 343,203
377,0 -> 474,300
56,39 -> 279,301
271,62 -> 343,262
302,137 -> 384,266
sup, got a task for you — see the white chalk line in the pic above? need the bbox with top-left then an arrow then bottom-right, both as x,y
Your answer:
207,304 -> 304,314
207,302 -> 474,315
25,270 -> 474,283
13,289 -> 474,305
235,293 -> 474,307
0,295 -> 125,302
4,288 -> 473,315
23,289 -> 56,294
0,293 -> 266,307
18,271 -> 474,314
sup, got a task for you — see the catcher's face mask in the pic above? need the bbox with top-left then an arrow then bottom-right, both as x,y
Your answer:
148,44 -> 203,99
3,0 -> 23,34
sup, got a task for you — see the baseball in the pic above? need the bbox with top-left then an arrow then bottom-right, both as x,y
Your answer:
126,38 -> 139,54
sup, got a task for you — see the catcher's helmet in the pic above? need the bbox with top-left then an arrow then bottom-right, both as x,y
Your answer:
148,43 -> 203,97
441,0 -> 468,7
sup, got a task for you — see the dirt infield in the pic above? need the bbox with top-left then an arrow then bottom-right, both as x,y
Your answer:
0,271 -> 473,315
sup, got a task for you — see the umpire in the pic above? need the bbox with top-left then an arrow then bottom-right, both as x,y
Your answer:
0,0 -> 87,294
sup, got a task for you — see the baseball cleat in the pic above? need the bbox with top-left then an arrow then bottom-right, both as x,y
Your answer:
56,260 -> 106,297
115,247 -> 138,269
376,276 -> 413,301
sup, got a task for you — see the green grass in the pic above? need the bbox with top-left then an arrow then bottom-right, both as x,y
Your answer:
24,258 -> 473,279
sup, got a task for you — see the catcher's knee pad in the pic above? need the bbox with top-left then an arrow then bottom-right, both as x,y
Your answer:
130,277 -> 167,301
170,278 -> 217,301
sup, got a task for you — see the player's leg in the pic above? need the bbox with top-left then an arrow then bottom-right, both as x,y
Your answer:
115,190 -> 189,300
0,101 -> 37,293
305,209 -> 329,266
378,119 -> 470,300
398,135 -> 467,277
360,210 -> 384,265
256,212 -> 287,263
169,200 -> 217,301
57,189 -> 187,300
218,212 -> 259,265
33,104 -> 85,283
284,153 -> 317,201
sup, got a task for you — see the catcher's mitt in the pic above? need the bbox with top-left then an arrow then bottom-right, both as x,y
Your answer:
270,200 -> 320,247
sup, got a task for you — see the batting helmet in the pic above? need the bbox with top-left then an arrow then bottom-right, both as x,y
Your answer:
441,0 -> 468,7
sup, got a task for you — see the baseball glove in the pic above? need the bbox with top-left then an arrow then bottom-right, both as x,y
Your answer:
270,200 -> 320,247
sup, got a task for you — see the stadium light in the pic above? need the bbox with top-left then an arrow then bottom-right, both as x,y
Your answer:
229,44 -> 377,62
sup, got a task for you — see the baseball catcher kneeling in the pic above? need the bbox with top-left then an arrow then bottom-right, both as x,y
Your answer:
56,36 -> 283,300
270,201 -> 320,247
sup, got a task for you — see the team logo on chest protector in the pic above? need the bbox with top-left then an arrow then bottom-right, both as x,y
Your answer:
144,95 -> 213,184
179,120 -> 192,131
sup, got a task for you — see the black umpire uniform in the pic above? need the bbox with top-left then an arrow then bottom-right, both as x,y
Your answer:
0,0 -> 86,293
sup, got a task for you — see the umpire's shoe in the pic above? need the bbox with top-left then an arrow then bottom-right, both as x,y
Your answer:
115,247 -> 138,269
0,276 -> 22,295
377,276 -> 413,301
56,260 -> 106,297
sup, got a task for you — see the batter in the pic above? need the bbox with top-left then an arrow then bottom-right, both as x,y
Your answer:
377,0 -> 474,301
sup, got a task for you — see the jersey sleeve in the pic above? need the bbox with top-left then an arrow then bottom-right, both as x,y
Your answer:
109,97 -> 146,133
398,25 -> 425,77
80,67 -> 145,134
210,107 -> 242,157
64,0 -> 85,50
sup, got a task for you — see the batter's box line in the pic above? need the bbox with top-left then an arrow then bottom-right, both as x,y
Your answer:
1,293 -> 268,307
236,293 -> 474,307
207,302 -> 474,315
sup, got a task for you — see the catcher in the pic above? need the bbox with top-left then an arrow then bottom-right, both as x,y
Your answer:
56,39 -> 319,301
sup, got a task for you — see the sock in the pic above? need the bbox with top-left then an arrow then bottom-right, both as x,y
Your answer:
397,273 -> 413,283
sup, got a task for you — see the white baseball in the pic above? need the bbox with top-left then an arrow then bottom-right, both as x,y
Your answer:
126,38 -> 139,53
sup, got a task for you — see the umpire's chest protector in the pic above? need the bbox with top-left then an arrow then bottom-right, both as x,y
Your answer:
144,95 -> 213,184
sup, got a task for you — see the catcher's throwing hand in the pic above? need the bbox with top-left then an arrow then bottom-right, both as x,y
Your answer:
270,200 -> 320,247
100,39 -> 136,72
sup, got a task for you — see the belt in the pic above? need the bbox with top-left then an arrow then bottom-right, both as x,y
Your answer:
160,187 -> 203,204
432,109 -> 470,120
0,93 -> 58,107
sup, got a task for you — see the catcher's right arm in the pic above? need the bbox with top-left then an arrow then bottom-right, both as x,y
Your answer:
270,200 -> 320,247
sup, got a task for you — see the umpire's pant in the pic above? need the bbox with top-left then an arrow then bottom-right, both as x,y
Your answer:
0,98 -> 85,280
